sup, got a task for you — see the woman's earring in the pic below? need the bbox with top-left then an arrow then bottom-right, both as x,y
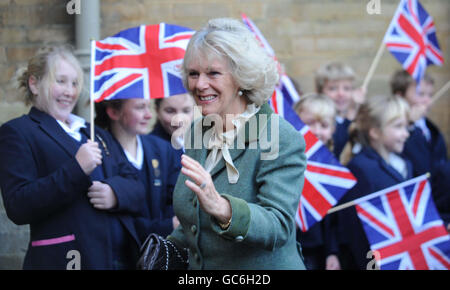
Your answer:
238,90 -> 243,96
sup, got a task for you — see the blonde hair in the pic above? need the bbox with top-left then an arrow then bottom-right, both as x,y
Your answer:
18,45 -> 84,106
182,18 -> 279,106
294,93 -> 336,150
315,61 -> 355,93
340,95 -> 410,165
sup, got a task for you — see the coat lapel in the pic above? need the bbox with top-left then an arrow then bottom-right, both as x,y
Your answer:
365,147 -> 406,182
29,107 -> 80,157
209,103 -> 273,177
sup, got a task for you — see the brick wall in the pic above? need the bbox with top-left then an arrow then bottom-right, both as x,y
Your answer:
0,0 -> 449,269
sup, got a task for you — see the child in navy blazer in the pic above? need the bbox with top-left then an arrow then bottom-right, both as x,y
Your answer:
0,46 -> 145,269
95,98 -> 181,242
294,93 -> 340,270
315,62 -> 366,158
390,70 -> 450,228
150,93 -> 195,166
334,94 -> 413,269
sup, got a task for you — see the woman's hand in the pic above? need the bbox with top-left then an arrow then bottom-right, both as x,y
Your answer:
75,140 -> 102,175
180,154 -> 231,224
87,181 -> 118,210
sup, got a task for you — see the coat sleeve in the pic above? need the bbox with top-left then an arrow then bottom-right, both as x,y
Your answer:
99,130 -> 146,215
211,121 -> 307,251
0,122 -> 92,225
103,162 -> 145,215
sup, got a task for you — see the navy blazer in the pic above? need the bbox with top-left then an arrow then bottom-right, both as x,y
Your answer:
334,147 -> 413,269
402,119 -> 449,221
332,118 -> 351,158
403,118 -> 447,177
127,134 -> 181,242
149,122 -> 184,165
0,107 -> 145,269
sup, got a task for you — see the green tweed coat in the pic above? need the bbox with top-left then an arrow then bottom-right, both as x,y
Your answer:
168,103 -> 307,270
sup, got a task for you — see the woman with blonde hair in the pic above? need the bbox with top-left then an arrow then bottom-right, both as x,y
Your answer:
161,18 -> 307,270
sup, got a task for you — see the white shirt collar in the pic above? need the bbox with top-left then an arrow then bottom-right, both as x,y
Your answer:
388,153 -> 407,179
335,115 -> 345,124
123,135 -> 144,170
56,114 -> 87,142
414,117 -> 430,142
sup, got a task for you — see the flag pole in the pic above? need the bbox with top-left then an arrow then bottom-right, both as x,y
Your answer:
429,80 -> 450,107
327,173 -> 430,215
90,39 -> 96,142
362,39 -> 385,91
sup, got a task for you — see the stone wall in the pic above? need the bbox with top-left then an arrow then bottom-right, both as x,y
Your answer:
0,0 -> 449,269
0,0 -> 73,269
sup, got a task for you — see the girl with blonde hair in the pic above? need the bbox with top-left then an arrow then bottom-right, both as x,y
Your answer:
0,46 -> 145,269
332,94 -> 413,269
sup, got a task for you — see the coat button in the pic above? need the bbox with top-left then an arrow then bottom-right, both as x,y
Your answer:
191,225 -> 197,234
235,235 -> 244,242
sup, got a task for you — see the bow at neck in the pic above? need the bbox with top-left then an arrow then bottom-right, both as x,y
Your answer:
204,103 -> 260,184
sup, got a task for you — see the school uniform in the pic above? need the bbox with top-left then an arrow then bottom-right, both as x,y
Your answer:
149,122 -> 184,165
0,107 -> 145,269
296,222 -> 325,270
334,147 -> 413,269
119,134 -> 181,242
402,118 -> 450,224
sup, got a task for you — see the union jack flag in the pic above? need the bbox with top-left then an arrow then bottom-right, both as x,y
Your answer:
355,174 -> 450,270
241,14 -> 357,232
91,23 -> 194,102
383,0 -> 444,83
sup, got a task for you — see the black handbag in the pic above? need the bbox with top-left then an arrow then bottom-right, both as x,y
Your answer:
136,233 -> 188,270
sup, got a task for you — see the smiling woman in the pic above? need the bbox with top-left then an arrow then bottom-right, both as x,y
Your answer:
165,18 -> 307,270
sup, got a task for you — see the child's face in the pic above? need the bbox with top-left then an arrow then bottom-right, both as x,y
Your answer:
379,115 -> 410,154
404,81 -> 434,107
33,59 -> 80,123
157,93 -> 194,136
298,110 -> 335,144
117,99 -> 152,135
322,79 -> 353,116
